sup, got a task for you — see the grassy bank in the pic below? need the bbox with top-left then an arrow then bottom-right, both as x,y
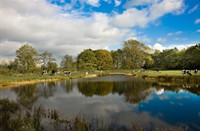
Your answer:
130,70 -> 200,85
101,70 -> 200,85
0,70 -> 200,88
0,72 -> 97,88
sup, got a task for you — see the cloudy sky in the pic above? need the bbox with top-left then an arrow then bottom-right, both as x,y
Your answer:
0,0 -> 200,62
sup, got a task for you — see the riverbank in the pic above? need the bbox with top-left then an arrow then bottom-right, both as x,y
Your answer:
105,70 -> 200,86
0,72 -> 97,88
130,70 -> 200,86
0,70 -> 199,88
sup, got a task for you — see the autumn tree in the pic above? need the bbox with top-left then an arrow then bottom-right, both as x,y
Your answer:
123,40 -> 150,69
77,49 -> 97,70
95,49 -> 113,70
16,44 -> 38,73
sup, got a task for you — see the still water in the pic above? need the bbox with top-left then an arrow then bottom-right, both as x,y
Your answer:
0,75 -> 200,130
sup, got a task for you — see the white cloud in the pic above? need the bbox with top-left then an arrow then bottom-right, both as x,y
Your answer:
167,31 -> 183,36
85,0 -> 100,7
167,44 -> 195,50
188,4 -> 199,14
137,35 -> 152,43
195,18 -> 200,24
114,0 -> 121,7
124,0 -> 157,8
153,43 -> 166,51
157,38 -> 166,42
149,0 -> 185,19
152,43 -> 196,51
175,37 -> 187,41
113,8 -> 149,28
113,0 -> 185,28
0,0 -> 133,62
197,29 -> 200,33
0,0 -> 187,63
155,88 -> 164,95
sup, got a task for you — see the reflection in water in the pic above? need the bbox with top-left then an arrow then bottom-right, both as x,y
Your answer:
78,81 -> 113,96
0,75 -> 200,130
60,79 -> 74,93
12,84 -> 38,108
37,81 -> 57,98
77,75 -> 153,104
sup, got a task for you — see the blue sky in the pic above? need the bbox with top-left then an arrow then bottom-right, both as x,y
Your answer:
0,0 -> 200,62
49,0 -> 200,49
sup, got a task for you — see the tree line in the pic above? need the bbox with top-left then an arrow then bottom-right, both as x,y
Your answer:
0,39 -> 199,74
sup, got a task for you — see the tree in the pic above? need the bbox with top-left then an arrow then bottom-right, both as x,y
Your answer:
39,51 -> 56,69
95,49 -> 113,70
151,50 -> 162,69
143,55 -> 154,69
47,62 -> 57,72
123,40 -> 149,69
77,49 -> 97,70
111,49 -> 123,69
16,44 -> 38,73
152,48 -> 182,69
182,44 -> 200,69
60,54 -> 74,70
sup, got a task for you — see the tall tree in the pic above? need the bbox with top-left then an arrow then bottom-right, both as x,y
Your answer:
60,54 -> 74,70
16,44 -> 38,73
95,49 -> 113,70
182,44 -> 200,69
39,51 -> 56,69
123,40 -> 149,69
111,49 -> 123,69
77,49 -> 97,70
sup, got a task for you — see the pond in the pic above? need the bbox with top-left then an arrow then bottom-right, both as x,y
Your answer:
0,75 -> 200,130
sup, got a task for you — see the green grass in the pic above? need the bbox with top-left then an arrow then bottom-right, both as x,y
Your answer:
0,72 -> 88,88
131,70 -> 199,77
0,70 -> 200,88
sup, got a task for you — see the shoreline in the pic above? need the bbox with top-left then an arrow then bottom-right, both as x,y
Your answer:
0,74 -> 98,89
1,71 -> 200,88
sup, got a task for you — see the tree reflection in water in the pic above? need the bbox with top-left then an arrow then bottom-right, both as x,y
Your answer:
12,81 -> 58,108
77,77 -> 153,104
37,81 -> 57,98
78,81 -> 113,96
60,79 -> 74,93
13,84 -> 38,108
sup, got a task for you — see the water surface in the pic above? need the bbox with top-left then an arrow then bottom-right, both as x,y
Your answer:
0,75 -> 200,130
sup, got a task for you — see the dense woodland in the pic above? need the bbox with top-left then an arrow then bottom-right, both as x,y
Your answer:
0,39 -> 200,74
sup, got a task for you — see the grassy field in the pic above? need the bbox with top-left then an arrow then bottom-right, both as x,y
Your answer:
0,71 -> 97,88
133,70 -> 197,77
0,70 -> 199,88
